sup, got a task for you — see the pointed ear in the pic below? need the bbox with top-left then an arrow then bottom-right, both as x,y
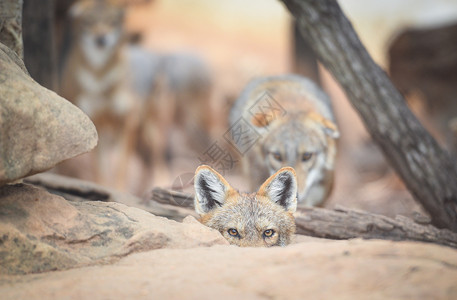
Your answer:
194,165 -> 233,215
322,118 -> 340,139
308,112 -> 339,139
258,167 -> 297,212
251,112 -> 273,127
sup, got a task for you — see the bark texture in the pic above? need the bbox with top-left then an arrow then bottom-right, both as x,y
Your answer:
280,0 -> 457,231
296,206 -> 457,248
0,0 -> 23,58
292,21 -> 320,85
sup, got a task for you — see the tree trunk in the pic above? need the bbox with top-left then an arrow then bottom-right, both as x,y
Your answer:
291,20 -> 320,85
0,0 -> 23,58
23,0 -> 57,91
279,0 -> 457,231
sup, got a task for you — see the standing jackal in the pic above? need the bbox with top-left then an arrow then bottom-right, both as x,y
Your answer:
59,0 -> 136,188
229,75 -> 339,207
59,0 -> 213,191
194,165 -> 297,247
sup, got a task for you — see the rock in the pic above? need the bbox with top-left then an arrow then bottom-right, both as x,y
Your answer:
24,172 -> 198,222
0,42 -> 98,185
0,184 -> 227,275
1,239 -> 456,299
1,183 -> 456,299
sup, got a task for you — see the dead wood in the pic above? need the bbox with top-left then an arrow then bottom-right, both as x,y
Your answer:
296,206 -> 457,248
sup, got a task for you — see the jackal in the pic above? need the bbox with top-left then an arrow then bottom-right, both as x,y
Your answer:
229,75 -> 339,207
61,0 -> 134,119
194,165 -> 297,247
59,0 -> 213,191
59,0 -> 137,188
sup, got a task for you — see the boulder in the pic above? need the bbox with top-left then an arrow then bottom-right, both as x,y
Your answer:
1,238 -> 456,299
0,183 -> 227,275
0,42 -> 97,185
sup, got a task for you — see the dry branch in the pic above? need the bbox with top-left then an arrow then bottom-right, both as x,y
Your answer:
296,206 -> 457,248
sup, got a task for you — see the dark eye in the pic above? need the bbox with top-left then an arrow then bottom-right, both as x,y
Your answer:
228,228 -> 239,237
301,152 -> 313,162
272,152 -> 282,162
263,229 -> 275,238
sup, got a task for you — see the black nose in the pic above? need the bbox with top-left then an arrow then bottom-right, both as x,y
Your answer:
95,36 -> 106,48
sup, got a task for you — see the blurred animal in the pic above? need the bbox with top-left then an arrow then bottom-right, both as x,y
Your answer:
127,45 -> 213,191
229,75 -> 339,207
60,0 -> 213,191
194,165 -> 297,247
61,0 -> 133,118
60,0 -> 136,188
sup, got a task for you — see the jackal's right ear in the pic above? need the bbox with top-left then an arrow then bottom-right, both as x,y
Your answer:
194,165 -> 233,215
251,112 -> 272,127
258,167 -> 297,213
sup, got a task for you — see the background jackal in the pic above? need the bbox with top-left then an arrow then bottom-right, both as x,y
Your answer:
194,165 -> 297,247
59,0 -> 213,193
229,74 -> 339,207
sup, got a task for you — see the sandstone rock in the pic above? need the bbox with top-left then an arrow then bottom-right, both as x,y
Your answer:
0,184 -> 227,275
1,239 -> 456,299
0,42 -> 98,185
25,172 -> 198,222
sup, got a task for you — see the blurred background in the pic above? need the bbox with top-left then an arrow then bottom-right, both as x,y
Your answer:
23,0 -> 457,219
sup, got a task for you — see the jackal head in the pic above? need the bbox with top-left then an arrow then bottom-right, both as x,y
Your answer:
70,0 -> 125,69
194,165 -> 297,247
252,111 -> 339,206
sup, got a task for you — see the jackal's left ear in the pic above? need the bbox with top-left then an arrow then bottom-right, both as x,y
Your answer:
194,165 -> 233,215
258,167 -> 297,213
322,119 -> 340,139
308,112 -> 339,139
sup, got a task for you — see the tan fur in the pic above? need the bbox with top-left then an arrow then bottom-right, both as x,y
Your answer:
59,0 -> 137,189
229,75 -> 339,207
194,165 -> 297,247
